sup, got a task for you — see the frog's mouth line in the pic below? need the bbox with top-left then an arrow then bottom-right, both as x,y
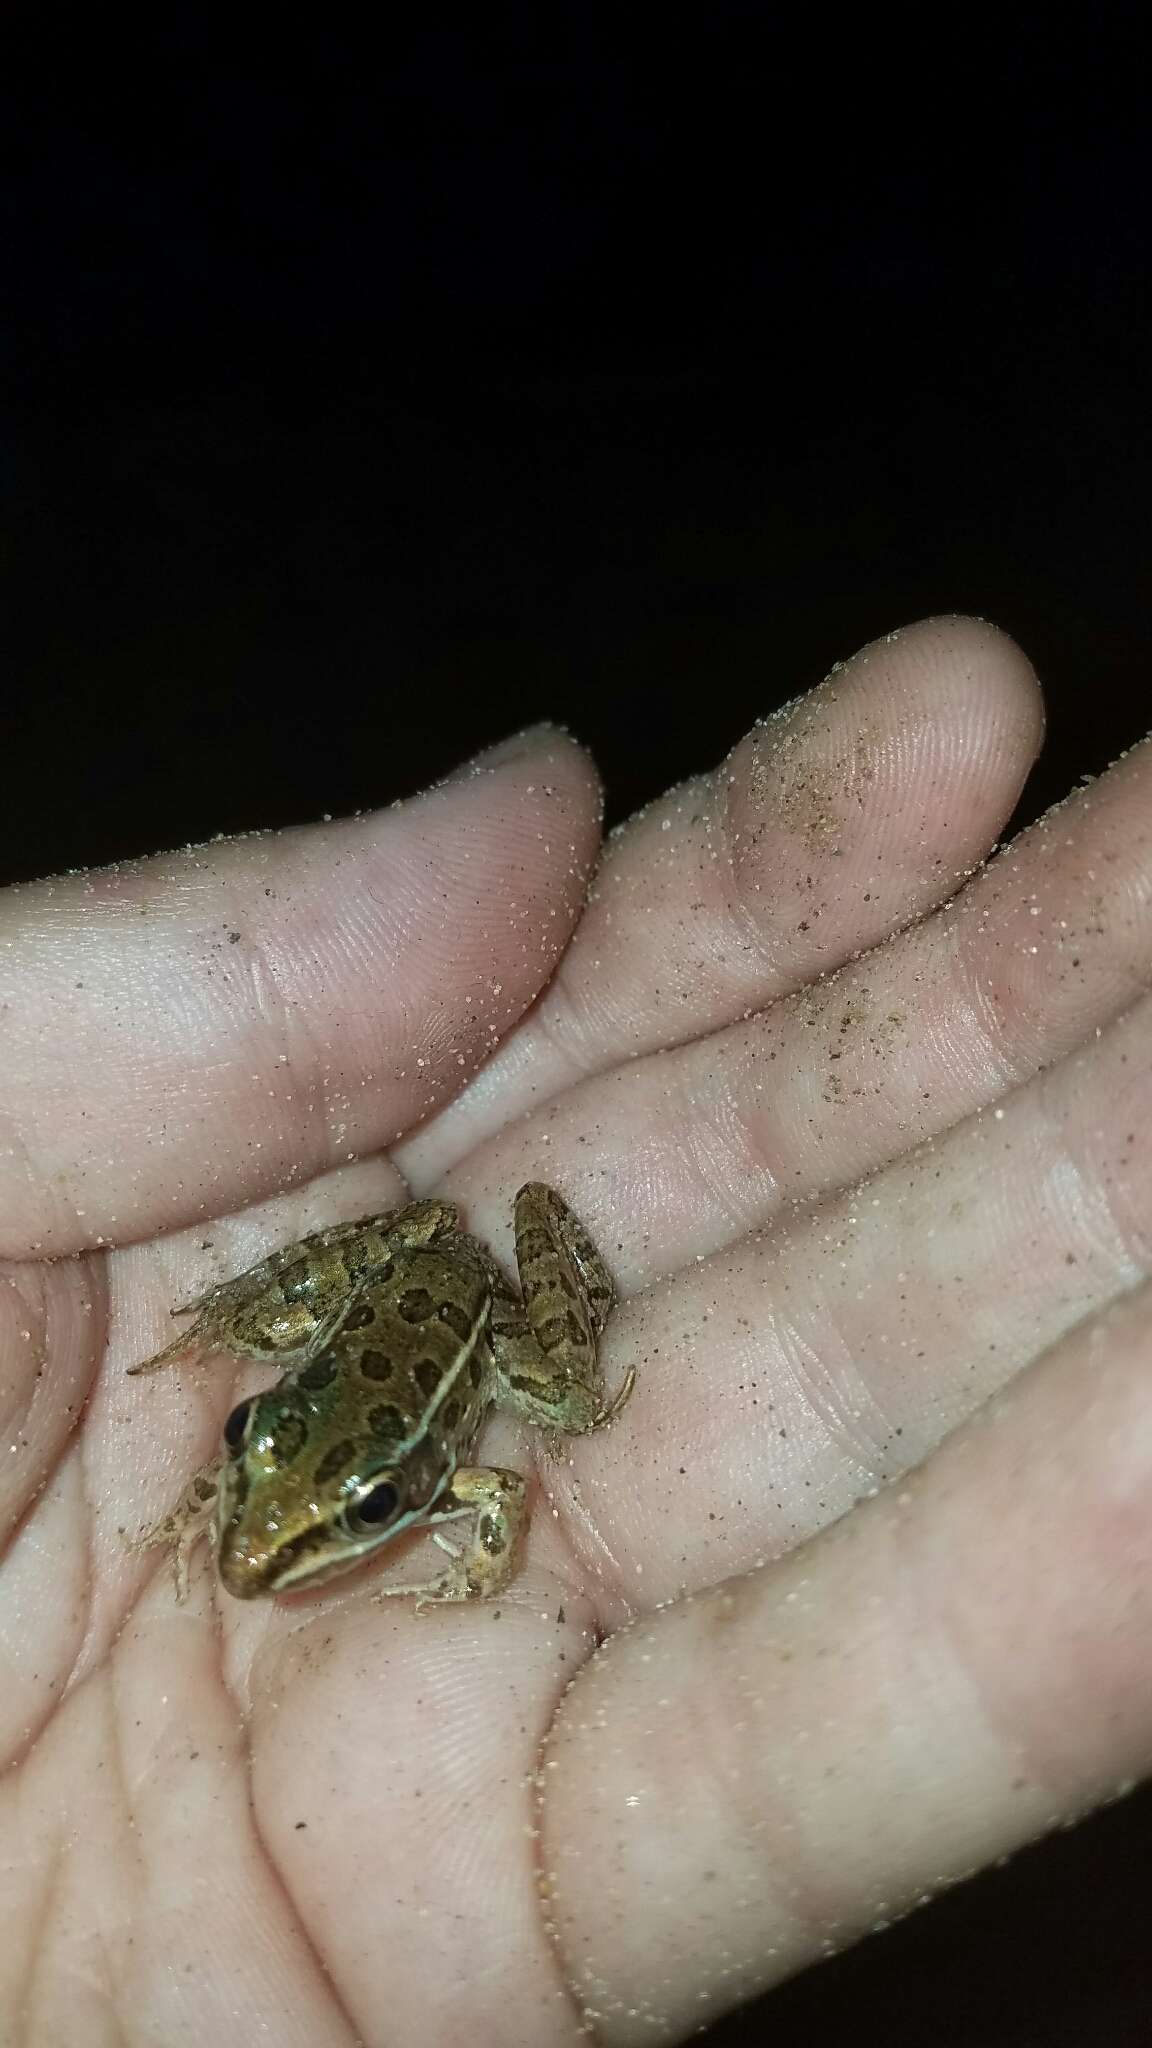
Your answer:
215,1468 -> 460,1597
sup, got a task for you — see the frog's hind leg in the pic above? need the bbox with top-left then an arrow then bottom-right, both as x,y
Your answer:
518,1181 -> 615,1338
486,1182 -> 633,1437
129,1201 -> 461,1377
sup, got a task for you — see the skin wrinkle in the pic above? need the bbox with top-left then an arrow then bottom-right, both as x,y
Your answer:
238,1688 -> 363,2046
918,959 -> 1020,1110
765,1295 -> 899,1496
2,1253 -> 103,1528
682,1584 -> 873,1945
1028,1037 -> 1152,1286
533,1684 -> 616,2048
0,1510 -> 86,1768
706,1021 -> 788,1196
240,929 -> 331,1167
906,1479 -> 1085,1823
102,1660 -> 155,2019
0,1106 -> 40,1245
955,913 -> 1048,1085
18,1836 -> 64,2047
716,757 -> 792,990
921,899 -> 1024,1094
670,1054 -> 782,1244
544,1444 -> 639,1619
515,966 -> 605,1101
70,1295 -> 135,1699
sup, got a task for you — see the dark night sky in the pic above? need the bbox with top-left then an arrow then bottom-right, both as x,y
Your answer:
4,12 -> 1152,2043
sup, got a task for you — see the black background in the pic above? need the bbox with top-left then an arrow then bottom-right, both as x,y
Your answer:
5,11 -> 1152,2042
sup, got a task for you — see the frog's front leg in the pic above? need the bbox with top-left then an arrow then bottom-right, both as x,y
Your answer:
127,1459 -> 222,1601
488,1182 -> 634,1435
373,1466 -> 528,1606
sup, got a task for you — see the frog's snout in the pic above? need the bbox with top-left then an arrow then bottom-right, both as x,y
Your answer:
216,1528 -> 279,1598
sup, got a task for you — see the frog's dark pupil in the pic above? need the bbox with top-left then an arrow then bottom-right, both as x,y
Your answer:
356,1481 -> 398,1526
223,1397 -> 254,1449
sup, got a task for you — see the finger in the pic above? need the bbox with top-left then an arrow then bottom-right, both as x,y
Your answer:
537,980 -> 1152,1612
447,726 -> 1152,1288
539,1277 -> 1152,2042
0,1598 -> 350,2043
0,728 -> 601,1257
400,616 -> 1042,1179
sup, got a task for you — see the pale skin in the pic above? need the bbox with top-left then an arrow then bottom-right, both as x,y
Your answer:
4,616 -> 1152,2043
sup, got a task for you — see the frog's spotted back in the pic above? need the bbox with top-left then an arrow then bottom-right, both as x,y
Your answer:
130,1183 -> 634,1604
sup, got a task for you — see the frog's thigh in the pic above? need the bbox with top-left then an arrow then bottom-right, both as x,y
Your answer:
485,1183 -> 612,1433
515,1181 -> 615,1338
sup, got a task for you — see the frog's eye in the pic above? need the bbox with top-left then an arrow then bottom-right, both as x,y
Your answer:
223,1397 -> 256,1450
344,1476 -> 402,1535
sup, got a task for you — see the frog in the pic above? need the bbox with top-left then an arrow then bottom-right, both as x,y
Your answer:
128,1182 -> 633,1605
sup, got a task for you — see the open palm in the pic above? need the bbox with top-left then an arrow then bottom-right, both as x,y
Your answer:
5,616 -> 1152,2045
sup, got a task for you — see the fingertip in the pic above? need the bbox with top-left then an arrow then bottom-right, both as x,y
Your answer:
870,613 -> 1046,754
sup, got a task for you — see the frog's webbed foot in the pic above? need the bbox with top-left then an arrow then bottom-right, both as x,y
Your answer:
592,1362 -> 636,1428
537,1360 -> 635,1469
127,1264 -> 272,1375
372,1466 -> 528,1608
127,1319 -> 209,1376
125,1461 -> 220,1601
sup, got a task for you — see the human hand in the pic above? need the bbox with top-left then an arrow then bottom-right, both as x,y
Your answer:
4,617 -> 1150,2044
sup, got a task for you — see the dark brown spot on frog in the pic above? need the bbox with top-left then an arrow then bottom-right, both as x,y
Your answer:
366,1402 -> 406,1439
414,1357 -> 442,1399
278,1257 -> 317,1302
313,1439 -> 358,1486
342,1298 -> 378,1332
468,1355 -> 484,1388
439,1298 -> 475,1342
511,1369 -> 562,1399
441,1398 -> 462,1432
358,1346 -> 397,1381
537,1311 -> 586,1353
404,1448 -> 449,1510
264,1412 -> 308,1464
517,1227 -> 550,1263
297,1352 -> 339,1391
398,1287 -> 436,1323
